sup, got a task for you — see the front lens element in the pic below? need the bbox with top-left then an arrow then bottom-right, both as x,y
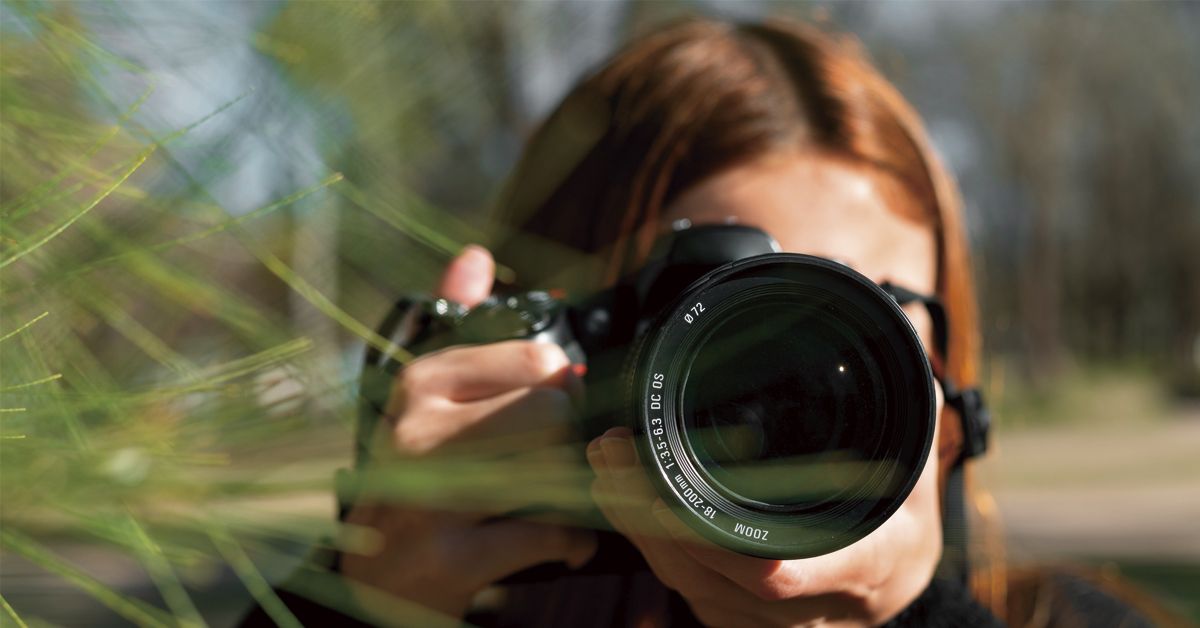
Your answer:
683,295 -> 885,506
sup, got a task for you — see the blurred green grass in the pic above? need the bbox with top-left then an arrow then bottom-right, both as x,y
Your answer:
0,3 -> 462,625
2,2 -> 585,624
1110,560 -> 1200,623
3,1 -> 1197,626
988,361 -> 1182,429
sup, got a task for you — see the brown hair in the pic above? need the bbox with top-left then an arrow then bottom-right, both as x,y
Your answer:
497,18 -> 978,389
492,16 -> 1001,619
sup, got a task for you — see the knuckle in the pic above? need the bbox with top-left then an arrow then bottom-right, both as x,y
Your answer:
518,341 -> 567,380
397,360 -> 435,401
388,393 -> 456,456
392,426 -> 430,455
392,413 -> 451,455
747,579 -> 791,602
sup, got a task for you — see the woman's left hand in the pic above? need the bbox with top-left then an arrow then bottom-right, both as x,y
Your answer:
587,388 -> 944,627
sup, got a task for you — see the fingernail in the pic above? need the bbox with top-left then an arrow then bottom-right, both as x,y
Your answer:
586,437 -> 606,468
457,244 -> 491,271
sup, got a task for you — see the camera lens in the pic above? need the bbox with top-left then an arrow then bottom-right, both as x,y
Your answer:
683,296 -> 884,506
630,254 -> 934,559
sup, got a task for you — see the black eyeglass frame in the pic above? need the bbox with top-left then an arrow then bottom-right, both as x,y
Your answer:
879,282 -> 990,464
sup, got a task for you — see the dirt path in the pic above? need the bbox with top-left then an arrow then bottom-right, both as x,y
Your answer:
979,415 -> 1200,562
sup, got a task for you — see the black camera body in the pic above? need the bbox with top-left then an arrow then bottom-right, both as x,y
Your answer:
359,224 -> 937,560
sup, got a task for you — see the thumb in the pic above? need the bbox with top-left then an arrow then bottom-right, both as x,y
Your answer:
436,245 -> 495,308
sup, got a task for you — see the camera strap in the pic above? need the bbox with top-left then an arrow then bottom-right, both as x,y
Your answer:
881,282 -> 991,584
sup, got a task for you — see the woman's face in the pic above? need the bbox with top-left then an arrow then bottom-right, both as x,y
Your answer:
662,149 -> 938,357
626,148 -> 946,619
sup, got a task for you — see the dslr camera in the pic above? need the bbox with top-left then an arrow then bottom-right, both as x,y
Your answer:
357,224 -> 986,560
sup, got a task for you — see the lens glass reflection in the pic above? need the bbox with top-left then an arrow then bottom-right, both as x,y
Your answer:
682,296 -> 886,506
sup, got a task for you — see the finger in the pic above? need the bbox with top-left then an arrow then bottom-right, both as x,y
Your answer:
590,430 -> 842,606
587,429 -> 663,538
588,434 -> 919,624
444,386 -> 577,452
396,385 -> 576,456
384,388 -> 588,516
586,435 -> 662,539
652,495 -> 883,602
457,520 -> 597,589
646,424 -> 940,604
587,431 -> 735,600
588,429 -> 872,602
441,389 -> 590,513
590,463 -> 701,594
649,500 -> 799,599
647,502 -> 867,624
350,484 -> 493,526
398,340 -> 575,404
435,244 -> 494,308
490,444 -> 596,520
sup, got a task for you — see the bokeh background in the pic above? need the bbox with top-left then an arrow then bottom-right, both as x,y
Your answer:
2,0 -> 1197,625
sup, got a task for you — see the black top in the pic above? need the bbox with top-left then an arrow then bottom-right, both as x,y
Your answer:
241,567 -> 1164,627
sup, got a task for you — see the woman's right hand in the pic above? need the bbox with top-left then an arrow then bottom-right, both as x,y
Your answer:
339,245 -> 598,620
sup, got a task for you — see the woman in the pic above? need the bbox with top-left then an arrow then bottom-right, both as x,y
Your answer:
340,18 -> 992,627
249,17 -> 1156,628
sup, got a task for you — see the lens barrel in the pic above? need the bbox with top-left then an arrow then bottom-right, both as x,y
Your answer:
629,254 -> 934,559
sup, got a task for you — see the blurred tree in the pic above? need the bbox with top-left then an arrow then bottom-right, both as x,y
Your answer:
960,2 -> 1200,392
